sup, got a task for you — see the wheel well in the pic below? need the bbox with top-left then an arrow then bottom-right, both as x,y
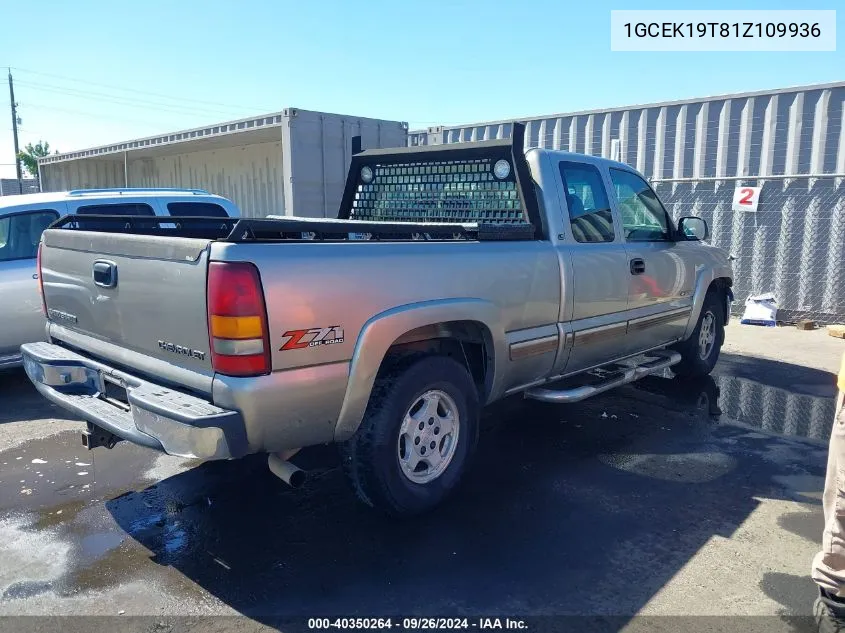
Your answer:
380,321 -> 493,400
707,277 -> 733,322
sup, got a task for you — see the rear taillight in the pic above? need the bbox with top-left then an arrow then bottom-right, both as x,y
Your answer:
36,242 -> 46,315
207,262 -> 271,377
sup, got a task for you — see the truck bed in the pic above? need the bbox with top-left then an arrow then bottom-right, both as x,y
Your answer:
49,214 -> 536,243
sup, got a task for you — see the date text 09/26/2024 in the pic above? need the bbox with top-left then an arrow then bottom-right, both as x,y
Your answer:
308,619 -> 528,630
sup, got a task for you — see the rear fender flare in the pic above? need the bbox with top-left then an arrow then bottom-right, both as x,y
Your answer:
333,298 -> 504,442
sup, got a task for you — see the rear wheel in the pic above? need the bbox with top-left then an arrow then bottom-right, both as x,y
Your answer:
672,291 -> 725,378
340,355 -> 479,517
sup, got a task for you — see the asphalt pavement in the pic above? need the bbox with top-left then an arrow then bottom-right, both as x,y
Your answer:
0,324 -> 840,633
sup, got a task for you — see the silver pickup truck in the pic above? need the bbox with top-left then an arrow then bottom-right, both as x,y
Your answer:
21,124 -> 733,516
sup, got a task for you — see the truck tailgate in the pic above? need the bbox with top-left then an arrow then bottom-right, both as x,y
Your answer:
40,229 -> 214,378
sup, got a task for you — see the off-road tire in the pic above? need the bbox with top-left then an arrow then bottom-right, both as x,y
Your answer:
340,355 -> 480,517
672,290 -> 725,378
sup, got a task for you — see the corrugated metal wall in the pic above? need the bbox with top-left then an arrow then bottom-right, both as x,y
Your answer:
38,109 -> 409,219
655,177 -> 845,322
409,84 -> 845,180
40,159 -> 125,191
410,82 -> 845,322
283,109 -> 409,217
128,141 -> 284,218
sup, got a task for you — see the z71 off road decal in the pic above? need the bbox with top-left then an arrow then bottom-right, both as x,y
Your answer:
280,326 -> 345,351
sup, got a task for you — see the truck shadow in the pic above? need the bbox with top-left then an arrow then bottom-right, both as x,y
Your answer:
0,367 -> 79,424
103,353 -> 832,622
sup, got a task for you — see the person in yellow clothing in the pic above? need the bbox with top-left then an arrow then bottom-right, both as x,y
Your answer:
813,351 -> 845,632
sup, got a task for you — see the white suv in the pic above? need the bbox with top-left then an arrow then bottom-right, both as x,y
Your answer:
0,188 -> 241,369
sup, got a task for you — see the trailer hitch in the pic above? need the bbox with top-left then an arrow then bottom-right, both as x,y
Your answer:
81,422 -> 121,450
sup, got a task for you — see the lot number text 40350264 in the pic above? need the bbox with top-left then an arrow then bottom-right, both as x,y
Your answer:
307,618 -> 528,630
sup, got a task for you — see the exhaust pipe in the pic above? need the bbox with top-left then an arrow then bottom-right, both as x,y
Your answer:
268,451 -> 306,489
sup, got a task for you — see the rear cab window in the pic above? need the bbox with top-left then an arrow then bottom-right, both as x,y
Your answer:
166,202 -> 229,217
72,202 -> 155,230
0,209 -> 59,262
558,162 -> 615,243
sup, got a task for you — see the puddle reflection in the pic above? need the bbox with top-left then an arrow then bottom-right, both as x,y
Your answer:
630,361 -> 836,443
714,373 -> 835,441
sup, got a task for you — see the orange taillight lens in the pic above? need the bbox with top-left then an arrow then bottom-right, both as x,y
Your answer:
210,315 -> 263,339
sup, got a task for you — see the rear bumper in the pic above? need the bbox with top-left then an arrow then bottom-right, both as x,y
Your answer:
20,341 -> 243,460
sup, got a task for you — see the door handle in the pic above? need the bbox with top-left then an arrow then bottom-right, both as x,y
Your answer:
630,258 -> 646,275
92,260 -> 118,288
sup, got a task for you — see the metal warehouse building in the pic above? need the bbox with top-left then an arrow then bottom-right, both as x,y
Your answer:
38,81 -> 845,321
38,108 -> 408,218
410,81 -> 845,323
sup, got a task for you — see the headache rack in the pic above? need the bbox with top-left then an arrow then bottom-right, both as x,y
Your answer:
338,121 -> 542,237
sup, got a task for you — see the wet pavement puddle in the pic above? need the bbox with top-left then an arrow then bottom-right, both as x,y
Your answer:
0,350 -> 836,616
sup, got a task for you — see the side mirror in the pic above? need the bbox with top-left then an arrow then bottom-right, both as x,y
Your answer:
678,216 -> 709,241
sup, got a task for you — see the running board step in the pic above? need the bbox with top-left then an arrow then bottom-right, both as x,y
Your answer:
524,350 -> 681,404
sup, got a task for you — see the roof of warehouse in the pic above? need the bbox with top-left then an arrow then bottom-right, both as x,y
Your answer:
39,107 -> 409,165
38,110 -> 289,165
409,79 -> 845,135
38,79 -> 844,165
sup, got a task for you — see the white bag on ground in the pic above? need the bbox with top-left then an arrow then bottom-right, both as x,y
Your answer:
740,293 -> 778,327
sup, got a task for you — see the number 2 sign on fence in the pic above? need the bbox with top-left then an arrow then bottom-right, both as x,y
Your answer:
732,186 -> 761,212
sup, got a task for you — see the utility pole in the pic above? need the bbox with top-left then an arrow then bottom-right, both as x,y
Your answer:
8,70 -> 22,194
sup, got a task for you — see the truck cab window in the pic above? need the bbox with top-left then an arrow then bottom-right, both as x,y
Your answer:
559,162 -> 615,243
609,168 -> 672,242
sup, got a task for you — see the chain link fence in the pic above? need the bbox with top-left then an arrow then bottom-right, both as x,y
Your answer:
653,176 -> 845,324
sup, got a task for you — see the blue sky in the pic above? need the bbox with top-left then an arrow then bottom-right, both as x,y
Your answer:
1,0 -> 842,178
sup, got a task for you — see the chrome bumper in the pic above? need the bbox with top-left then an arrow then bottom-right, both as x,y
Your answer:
20,341 -> 242,460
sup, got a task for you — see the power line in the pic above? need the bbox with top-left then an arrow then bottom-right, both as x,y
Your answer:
20,102 -> 173,128
10,66 -> 276,113
5,126 -> 46,137
10,65 -> 435,125
13,78 -> 262,119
